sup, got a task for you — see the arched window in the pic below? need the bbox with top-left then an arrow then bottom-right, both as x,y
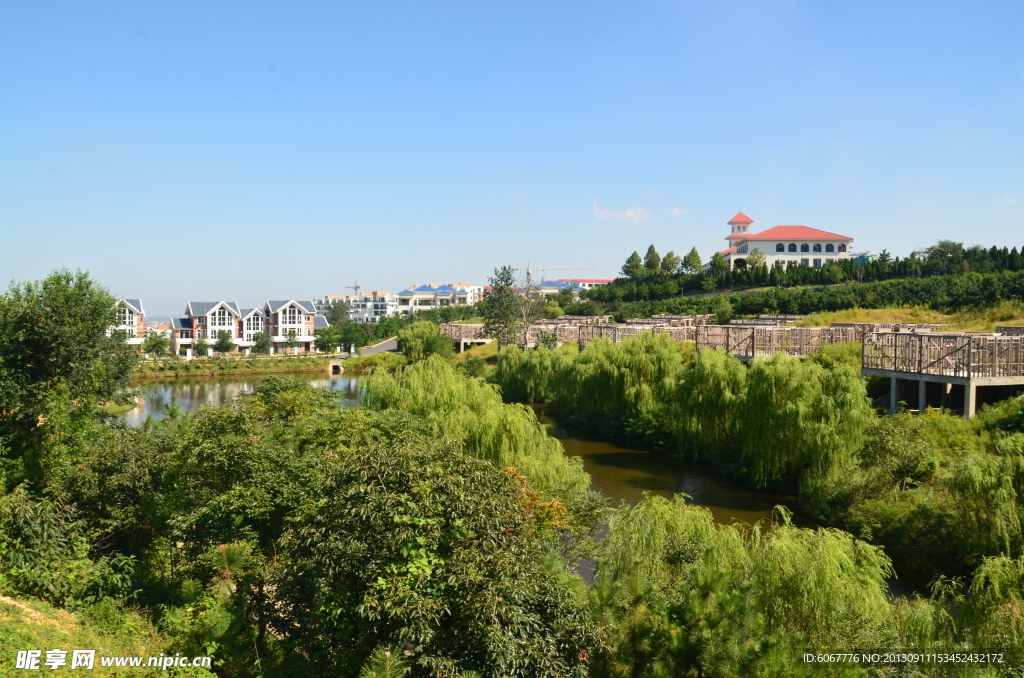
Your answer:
788,243 -> 797,252
776,243 -> 785,252
813,243 -> 822,252
825,243 -> 834,252
838,244 -> 847,253
800,244 -> 810,252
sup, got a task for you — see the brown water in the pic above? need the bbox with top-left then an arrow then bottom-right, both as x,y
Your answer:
124,374 -> 805,527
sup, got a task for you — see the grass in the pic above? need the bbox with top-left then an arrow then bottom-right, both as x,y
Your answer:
0,597 -> 194,677
98,403 -> 136,415
342,352 -> 407,372
795,301 -> 1024,333
134,355 -> 331,378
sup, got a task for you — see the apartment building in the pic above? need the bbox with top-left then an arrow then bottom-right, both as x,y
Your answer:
349,291 -> 398,323
396,283 -> 483,315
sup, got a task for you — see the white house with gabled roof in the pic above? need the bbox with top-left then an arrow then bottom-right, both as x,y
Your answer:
718,212 -> 855,270
263,300 -> 320,353
170,301 -> 243,355
110,298 -> 146,345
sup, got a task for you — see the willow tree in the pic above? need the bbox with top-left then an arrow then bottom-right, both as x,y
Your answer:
672,349 -> 748,462
362,355 -> 589,498
593,495 -> 897,676
741,354 -> 870,489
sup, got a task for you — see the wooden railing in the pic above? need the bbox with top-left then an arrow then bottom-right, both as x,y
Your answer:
862,332 -> 1024,378
695,326 -> 861,358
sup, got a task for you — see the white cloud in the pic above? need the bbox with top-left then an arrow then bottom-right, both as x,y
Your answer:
648,188 -> 660,198
671,207 -> 688,217
998,195 -> 1019,204
592,200 -> 651,222
620,206 -> 650,222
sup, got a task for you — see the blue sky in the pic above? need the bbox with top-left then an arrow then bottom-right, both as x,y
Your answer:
2,1 -> 1022,316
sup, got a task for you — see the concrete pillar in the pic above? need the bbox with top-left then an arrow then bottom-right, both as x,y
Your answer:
941,383 -> 951,410
889,377 -> 898,414
965,383 -> 977,419
919,379 -> 927,412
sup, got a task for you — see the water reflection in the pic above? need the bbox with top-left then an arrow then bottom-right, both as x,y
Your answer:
124,374 -> 805,528
123,375 -> 362,426
557,434 -> 807,527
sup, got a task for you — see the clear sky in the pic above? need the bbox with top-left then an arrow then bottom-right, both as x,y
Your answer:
2,1 -> 1022,316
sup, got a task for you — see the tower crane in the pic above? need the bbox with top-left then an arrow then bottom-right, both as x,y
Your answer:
346,280 -> 361,297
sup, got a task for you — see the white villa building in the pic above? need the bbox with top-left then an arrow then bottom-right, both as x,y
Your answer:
718,212 -> 855,270
397,283 -> 484,316
110,298 -> 146,345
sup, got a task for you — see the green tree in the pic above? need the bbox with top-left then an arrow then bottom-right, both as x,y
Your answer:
535,329 -> 559,349
285,329 -> 299,352
314,326 -> 343,353
359,647 -> 408,678
482,265 -> 524,348
643,245 -> 661,272
709,252 -> 729,275
251,330 -> 271,355
661,250 -> 681,276
325,300 -> 352,327
746,248 -> 767,269
682,247 -> 703,274
0,270 -> 138,486
274,440 -> 596,676
141,331 -> 170,356
213,330 -> 235,355
621,251 -> 643,278
193,337 -> 209,357
396,321 -> 454,362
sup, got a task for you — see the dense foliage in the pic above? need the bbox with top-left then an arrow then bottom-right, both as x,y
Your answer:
7,271 -> 1024,676
0,270 -> 138,489
587,239 -> 1024,303
565,268 -> 1024,322
495,333 -> 1024,588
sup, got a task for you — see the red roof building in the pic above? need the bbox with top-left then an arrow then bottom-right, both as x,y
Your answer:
714,213 -> 854,271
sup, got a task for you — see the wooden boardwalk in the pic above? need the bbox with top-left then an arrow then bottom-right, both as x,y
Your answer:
862,332 -> 1024,417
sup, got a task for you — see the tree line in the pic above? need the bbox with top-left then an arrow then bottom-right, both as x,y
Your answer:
563,267 -> 1024,323
585,239 -> 1024,303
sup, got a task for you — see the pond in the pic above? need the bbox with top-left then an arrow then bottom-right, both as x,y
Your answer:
123,374 -> 805,527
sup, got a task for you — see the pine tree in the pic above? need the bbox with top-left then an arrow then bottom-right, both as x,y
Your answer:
682,247 -> 703,274
643,245 -> 662,272
622,251 -> 644,278
661,250 -> 681,275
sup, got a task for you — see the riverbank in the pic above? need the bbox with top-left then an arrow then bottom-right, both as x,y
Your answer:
133,355 -> 333,377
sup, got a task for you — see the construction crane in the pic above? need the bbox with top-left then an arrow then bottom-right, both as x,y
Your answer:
513,261 -> 594,289
346,280 -> 361,297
